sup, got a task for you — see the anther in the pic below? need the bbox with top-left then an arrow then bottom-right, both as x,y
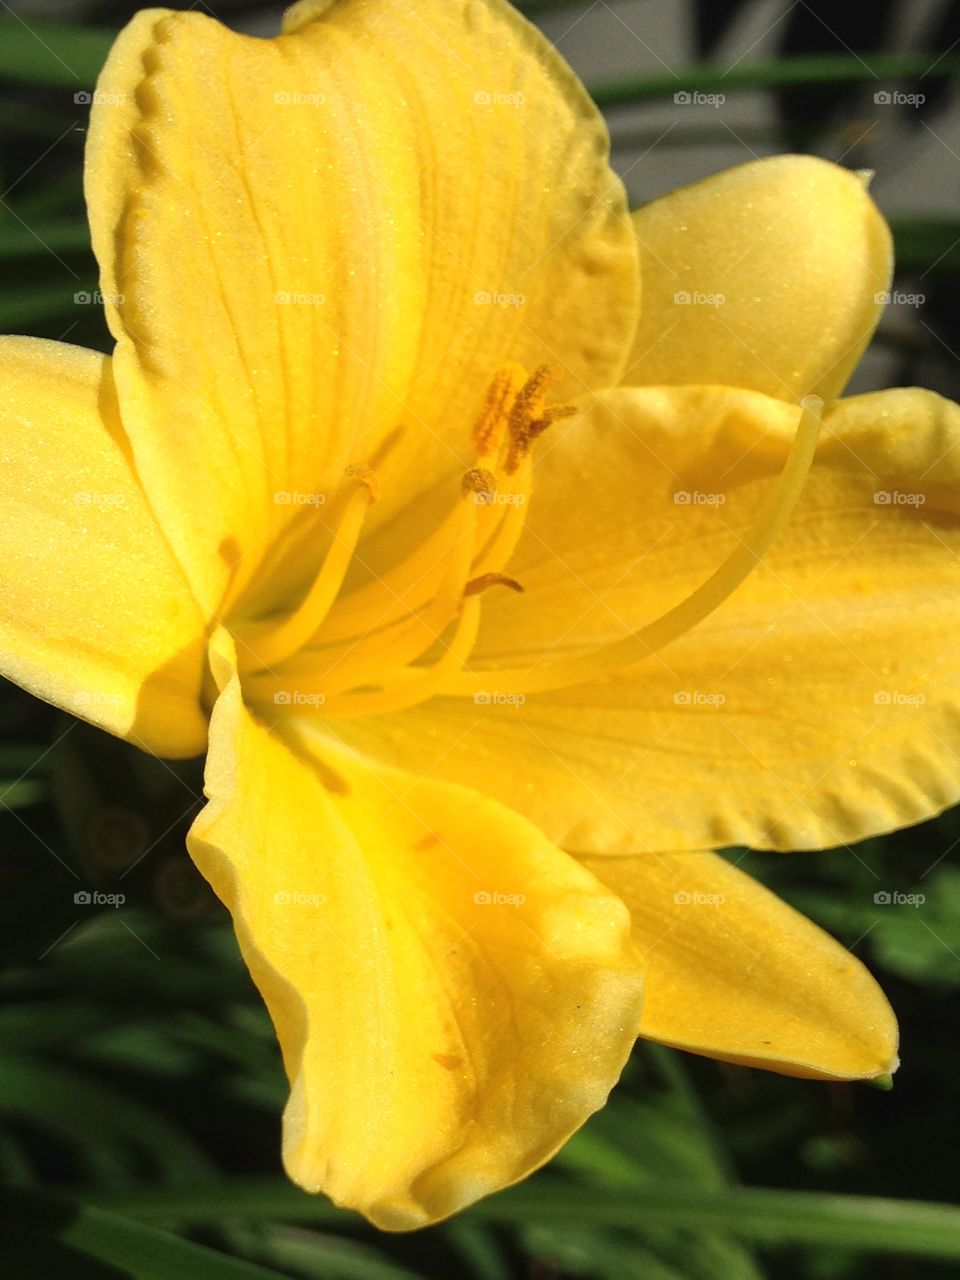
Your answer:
440,397 -> 824,697
344,463 -> 381,503
505,365 -> 571,473
464,572 -> 524,597
472,364 -> 526,455
525,404 -> 578,444
462,467 -> 497,502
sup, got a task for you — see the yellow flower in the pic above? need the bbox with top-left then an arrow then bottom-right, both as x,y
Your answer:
0,0 -> 956,1231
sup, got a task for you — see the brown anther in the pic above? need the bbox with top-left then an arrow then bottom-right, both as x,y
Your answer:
464,572 -> 524,597
505,365 -> 571,473
345,463 -> 380,503
462,467 -> 497,504
526,404 -> 578,442
508,365 -> 563,435
472,364 -> 525,455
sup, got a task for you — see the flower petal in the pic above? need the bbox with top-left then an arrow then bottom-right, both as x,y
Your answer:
188,630 -> 643,1229
625,156 -> 892,402
86,1 -> 638,611
0,337 -> 207,756
328,384 -> 960,853
581,850 -> 898,1080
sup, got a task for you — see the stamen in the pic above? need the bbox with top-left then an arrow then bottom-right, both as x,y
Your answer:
244,482 -> 481,703
465,572 -> 524,597
526,403 -> 578,443
462,467 -> 498,502
438,397 -> 824,697
344,463 -> 380,502
238,467 -> 378,674
308,500 -> 468,646
465,454 -> 532,581
305,368 -> 530,652
321,596 -> 483,717
295,366 -> 558,655
242,361 -> 577,717
505,365 -> 570,472
473,363 -> 526,456
317,507 -> 477,697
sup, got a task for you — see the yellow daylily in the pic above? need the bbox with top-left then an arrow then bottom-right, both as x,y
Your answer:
1,0 -> 956,1231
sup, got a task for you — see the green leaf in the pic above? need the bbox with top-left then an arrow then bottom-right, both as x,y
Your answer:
0,1055 -> 216,1185
87,1180 -> 960,1263
0,778 -> 46,810
0,1187 -> 292,1280
891,219 -> 960,276
0,20 -> 114,88
0,282 -> 96,330
444,1223 -> 514,1280
550,1053 -> 761,1280
0,744 -> 54,774
522,1223 -> 689,1280
0,219 -> 90,260
251,1226 -> 429,1280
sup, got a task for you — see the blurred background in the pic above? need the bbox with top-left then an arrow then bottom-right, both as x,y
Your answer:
0,1 -> 959,1277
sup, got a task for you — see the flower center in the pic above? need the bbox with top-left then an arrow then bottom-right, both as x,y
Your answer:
238,373 -> 823,718
238,364 -> 573,716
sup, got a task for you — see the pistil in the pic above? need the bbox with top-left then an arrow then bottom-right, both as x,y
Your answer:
240,367 -> 818,721
438,396 -> 824,697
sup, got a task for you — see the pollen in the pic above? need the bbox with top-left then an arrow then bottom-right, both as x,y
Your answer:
472,363 -> 526,456
505,365 -> 576,473
344,463 -> 381,503
242,360 -> 576,717
462,467 -> 497,501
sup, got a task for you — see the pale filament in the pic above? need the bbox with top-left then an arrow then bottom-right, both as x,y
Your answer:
248,490 -> 480,703
239,370 -> 822,717
237,468 -> 377,675
441,396 -> 823,696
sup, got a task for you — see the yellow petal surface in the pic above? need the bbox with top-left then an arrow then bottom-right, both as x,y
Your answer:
329,384 -> 960,853
0,338 -> 207,756
625,156 -> 891,402
581,850 -> 898,1080
188,630 -> 643,1229
85,0 -> 638,613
